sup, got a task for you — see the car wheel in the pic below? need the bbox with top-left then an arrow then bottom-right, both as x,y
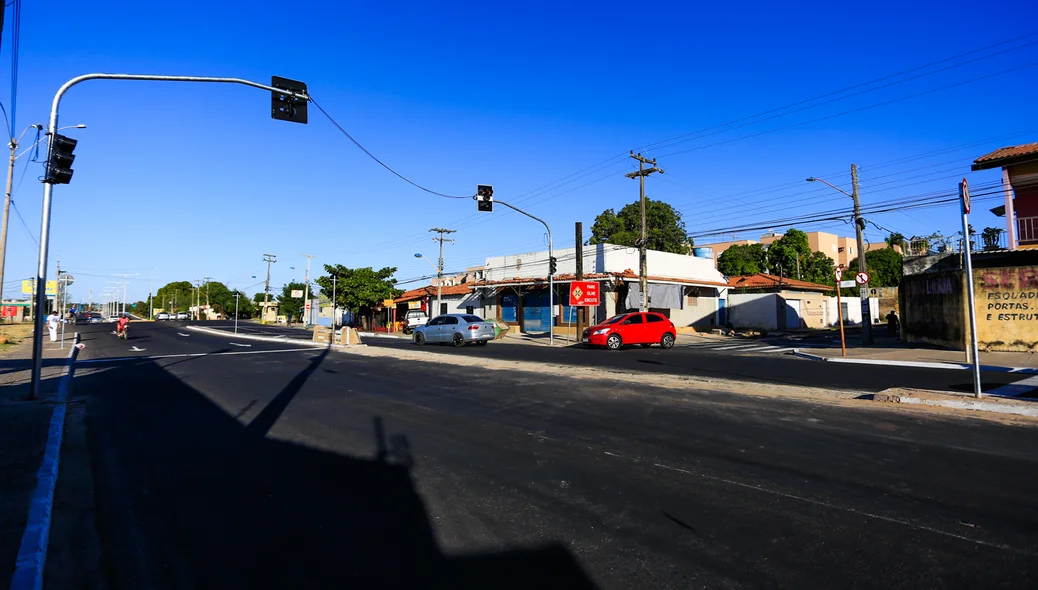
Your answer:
452,333 -> 466,348
414,332 -> 425,345
477,340 -> 488,346
606,334 -> 622,350
660,333 -> 675,349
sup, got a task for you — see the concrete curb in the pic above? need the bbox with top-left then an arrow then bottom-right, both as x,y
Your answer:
871,392 -> 1038,418
11,332 -> 81,590
356,332 -> 404,340
790,348 -> 1038,374
185,325 -> 352,348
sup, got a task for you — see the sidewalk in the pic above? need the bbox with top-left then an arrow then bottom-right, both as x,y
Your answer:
793,334 -> 1038,372
0,336 -> 74,583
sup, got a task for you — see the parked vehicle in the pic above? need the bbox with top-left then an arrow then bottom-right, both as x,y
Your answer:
155,312 -> 170,321
176,312 -> 190,320
582,312 -> 676,350
401,309 -> 429,335
413,314 -> 495,347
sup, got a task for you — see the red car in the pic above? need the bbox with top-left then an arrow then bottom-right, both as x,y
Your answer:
582,312 -> 676,350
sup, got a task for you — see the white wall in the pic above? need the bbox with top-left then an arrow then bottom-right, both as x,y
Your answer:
826,296 -> 880,326
728,293 -> 778,331
670,296 -> 717,327
484,243 -> 725,284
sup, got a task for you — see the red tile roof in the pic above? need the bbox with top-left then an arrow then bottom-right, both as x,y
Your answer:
395,284 -> 474,303
727,273 -> 831,292
474,270 -> 728,288
972,142 -> 1038,171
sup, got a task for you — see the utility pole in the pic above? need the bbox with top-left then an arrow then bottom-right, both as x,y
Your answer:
851,164 -> 873,345
429,228 -> 455,318
262,253 -> 276,324
234,292 -> 240,334
625,151 -> 662,312
194,280 -> 202,320
202,276 -> 212,320
331,275 -> 337,328
302,254 -> 316,326
575,221 -> 585,337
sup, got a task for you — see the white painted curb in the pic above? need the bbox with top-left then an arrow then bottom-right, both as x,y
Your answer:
11,333 -> 80,590
186,325 -> 352,348
791,348 -> 1038,374
874,394 -> 1038,418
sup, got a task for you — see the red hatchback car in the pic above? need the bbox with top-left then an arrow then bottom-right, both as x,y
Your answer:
582,312 -> 677,350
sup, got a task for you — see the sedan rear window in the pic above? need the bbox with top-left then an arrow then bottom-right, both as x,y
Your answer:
461,315 -> 484,323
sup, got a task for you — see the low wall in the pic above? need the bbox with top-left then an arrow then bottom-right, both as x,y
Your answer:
900,270 -> 964,349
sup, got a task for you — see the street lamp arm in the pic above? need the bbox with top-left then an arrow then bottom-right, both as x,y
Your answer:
806,176 -> 852,198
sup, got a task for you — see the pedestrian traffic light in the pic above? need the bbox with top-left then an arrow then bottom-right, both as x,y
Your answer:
271,76 -> 308,124
45,133 -> 77,185
477,184 -> 493,212
549,256 -> 557,275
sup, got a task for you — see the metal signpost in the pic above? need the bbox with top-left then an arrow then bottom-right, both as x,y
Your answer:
834,266 -> 846,357
960,179 -> 982,399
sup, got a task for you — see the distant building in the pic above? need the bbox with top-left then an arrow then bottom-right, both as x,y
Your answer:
698,230 -> 896,269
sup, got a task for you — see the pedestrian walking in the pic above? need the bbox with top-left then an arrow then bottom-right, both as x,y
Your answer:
47,311 -> 60,342
886,310 -> 900,337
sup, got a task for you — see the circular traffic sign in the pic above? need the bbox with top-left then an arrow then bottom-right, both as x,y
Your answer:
961,178 -> 971,214
834,266 -> 843,281
58,273 -> 74,286
855,271 -> 870,285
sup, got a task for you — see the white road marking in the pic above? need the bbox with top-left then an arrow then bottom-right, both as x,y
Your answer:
987,374 -> 1038,397
229,342 -> 252,347
130,346 -> 146,352
76,347 -> 316,364
712,344 -> 757,350
178,332 -> 190,337
738,345 -> 777,352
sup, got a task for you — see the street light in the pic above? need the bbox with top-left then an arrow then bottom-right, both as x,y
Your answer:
0,124 -> 87,301
807,166 -> 873,345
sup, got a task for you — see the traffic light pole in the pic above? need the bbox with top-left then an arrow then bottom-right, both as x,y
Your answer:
491,198 -> 554,346
29,73 -> 310,400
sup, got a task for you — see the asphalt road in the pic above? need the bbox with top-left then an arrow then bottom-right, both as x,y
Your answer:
62,322 -> 1038,588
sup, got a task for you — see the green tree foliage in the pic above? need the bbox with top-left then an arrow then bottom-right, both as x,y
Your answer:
227,290 -> 255,318
801,251 -> 838,286
717,243 -> 768,276
588,198 -> 692,254
846,248 -> 903,288
155,281 -> 194,314
200,281 -> 236,315
766,229 -> 811,278
315,265 -> 400,314
277,281 -> 307,319
253,292 -> 269,304
886,232 -> 906,249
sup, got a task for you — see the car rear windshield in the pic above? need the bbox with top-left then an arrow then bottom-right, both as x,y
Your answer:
461,315 -> 484,323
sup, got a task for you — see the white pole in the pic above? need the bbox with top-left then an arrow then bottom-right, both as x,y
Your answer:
234,292 -> 239,334
331,275 -> 337,328
961,179 -> 982,399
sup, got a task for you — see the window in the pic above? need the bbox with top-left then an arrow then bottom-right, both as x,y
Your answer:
440,303 -> 448,315
605,314 -> 628,324
461,314 -> 483,323
427,317 -> 444,326
646,314 -> 664,323
444,316 -> 459,325
465,306 -> 474,315
624,314 -> 644,325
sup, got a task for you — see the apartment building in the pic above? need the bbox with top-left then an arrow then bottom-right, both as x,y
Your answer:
699,231 -> 869,268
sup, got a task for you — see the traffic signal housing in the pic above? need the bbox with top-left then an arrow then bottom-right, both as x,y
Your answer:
549,256 -> 557,275
271,76 -> 308,124
45,133 -> 77,185
477,184 -> 493,212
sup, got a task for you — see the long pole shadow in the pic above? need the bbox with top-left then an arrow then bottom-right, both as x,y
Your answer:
245,345 -> 331,438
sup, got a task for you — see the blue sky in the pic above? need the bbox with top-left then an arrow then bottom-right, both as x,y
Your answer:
1,0 -> 1036,302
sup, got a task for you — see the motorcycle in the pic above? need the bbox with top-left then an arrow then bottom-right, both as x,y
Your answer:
117,323 -> 129,340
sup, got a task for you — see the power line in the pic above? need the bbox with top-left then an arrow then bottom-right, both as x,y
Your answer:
309,96 -> 472,200
11,200 -> 36,245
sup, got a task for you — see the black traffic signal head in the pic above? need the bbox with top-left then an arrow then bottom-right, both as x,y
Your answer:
549,256 -> 558,275
45,133 -> 78,185
271,76 -> 308,124
477,184 -> 493,212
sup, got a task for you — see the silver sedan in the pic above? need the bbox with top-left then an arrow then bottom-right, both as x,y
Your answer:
413,314 -> 495,347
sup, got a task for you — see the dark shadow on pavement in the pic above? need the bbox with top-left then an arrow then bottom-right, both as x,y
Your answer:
72,348 -> 597,589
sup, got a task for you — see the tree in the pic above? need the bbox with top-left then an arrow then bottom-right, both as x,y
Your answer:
253,292 -> 268,304
886,232 -> 905,250
846,248 -> 903,288
315,265 -> 400,315
982,227 -> 1004,250
767,229 -> 811,279
228,290 -> 255,319
588,198 -> 692,254
801,251 -> 838,286
200,281 -> 235,315
155,281 -> 194,313
717,243 -> 768,276
277,281 -> 307,320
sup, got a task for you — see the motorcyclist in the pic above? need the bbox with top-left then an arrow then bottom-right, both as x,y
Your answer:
116,315 -> 130,337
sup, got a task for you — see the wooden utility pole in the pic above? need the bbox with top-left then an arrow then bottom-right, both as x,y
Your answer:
851,164 -> 873,345
625,152 -> 662,311
429,228 -> 455,317
575,221 -> 585,336
262,254 -> 276,323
